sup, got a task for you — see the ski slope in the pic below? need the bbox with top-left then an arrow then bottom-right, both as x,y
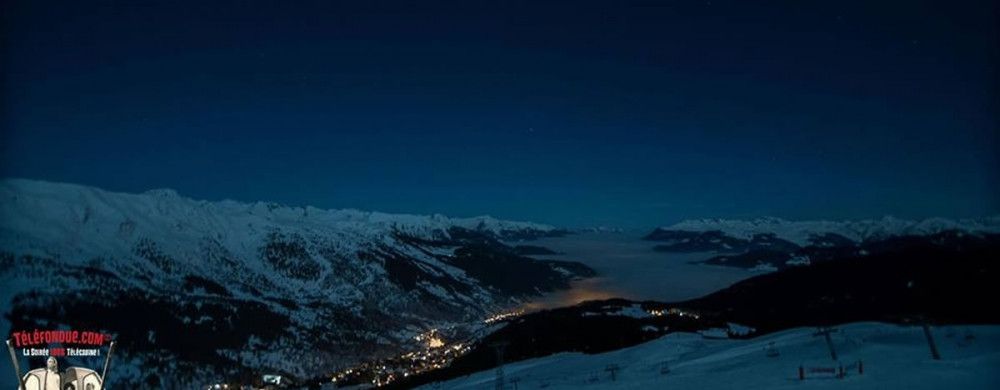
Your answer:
418,322 -> 1000,389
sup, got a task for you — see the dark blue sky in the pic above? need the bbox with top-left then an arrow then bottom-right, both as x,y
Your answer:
2,1 -> 997,228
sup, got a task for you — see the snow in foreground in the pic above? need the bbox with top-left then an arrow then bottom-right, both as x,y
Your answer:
419,322 -> 1000,389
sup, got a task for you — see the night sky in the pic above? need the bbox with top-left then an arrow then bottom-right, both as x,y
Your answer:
2,1 -> 997,228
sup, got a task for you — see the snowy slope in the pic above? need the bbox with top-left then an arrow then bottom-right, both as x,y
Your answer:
0,179 -> 585,388
419,322 -> 1000,389
661,216 -> 1000,246
0,178 -> 559,259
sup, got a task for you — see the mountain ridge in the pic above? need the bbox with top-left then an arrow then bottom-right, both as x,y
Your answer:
0,178 -> 589,388
656,216 -> 1000,246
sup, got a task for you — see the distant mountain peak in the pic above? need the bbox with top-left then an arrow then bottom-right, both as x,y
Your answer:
142,188 -> 181,198
660,215 -> 1000,245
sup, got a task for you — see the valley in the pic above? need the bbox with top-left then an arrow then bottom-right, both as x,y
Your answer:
2,180 -> 998,389
525,232 -> 763,304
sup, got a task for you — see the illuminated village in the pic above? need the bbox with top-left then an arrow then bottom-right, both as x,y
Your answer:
325,309 -> 533,387
322,306 -> 706,388
329,328 -> 474,388
647,307 -> 701,320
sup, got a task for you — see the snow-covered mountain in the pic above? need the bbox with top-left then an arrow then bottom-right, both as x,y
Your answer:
0,179 -> 591,387
417,322 -> 1000,390
655,216 -> 1000,247
644,216 -> 1000,265
389,236 -> 1000,389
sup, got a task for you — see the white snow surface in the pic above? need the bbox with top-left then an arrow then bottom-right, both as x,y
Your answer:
0,178 -> 562,385
663,216 -> 1000,245
0,178 -> 557,321
0,178 -> 555,259
0,177 -> 558,326
419,322 -> 1000,389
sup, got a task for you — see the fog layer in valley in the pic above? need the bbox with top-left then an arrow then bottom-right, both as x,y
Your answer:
521,232 -> 760,308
